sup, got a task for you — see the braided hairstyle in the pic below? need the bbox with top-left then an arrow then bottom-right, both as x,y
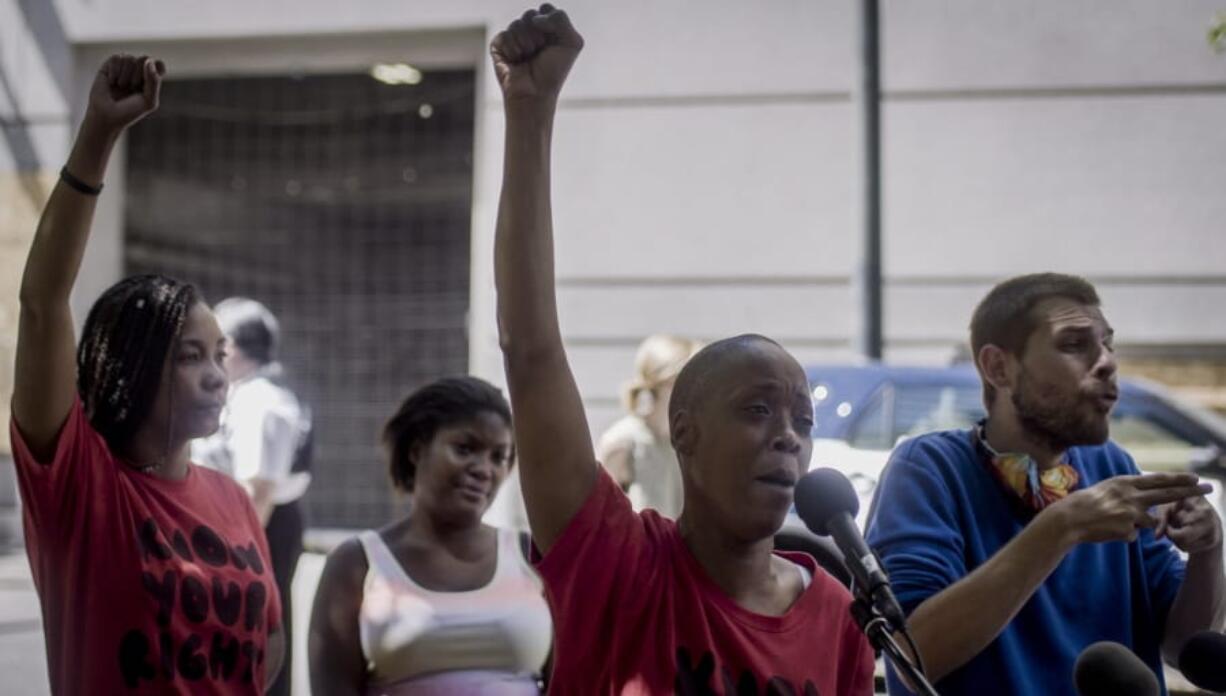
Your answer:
77,274 -> 200,453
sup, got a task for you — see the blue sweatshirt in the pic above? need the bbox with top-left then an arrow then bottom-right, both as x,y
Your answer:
865,430 -> 1185,696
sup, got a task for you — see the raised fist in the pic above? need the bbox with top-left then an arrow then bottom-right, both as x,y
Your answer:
489,4 -> 583,102
86,54 -> 165,134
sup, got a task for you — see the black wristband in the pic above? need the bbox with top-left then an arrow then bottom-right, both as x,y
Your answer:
60,166 -> 103,196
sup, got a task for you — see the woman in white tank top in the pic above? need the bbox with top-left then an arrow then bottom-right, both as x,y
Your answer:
308,377 -> 552,695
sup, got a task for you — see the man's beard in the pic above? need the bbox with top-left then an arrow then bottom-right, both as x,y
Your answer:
1011,368 -> 1110,453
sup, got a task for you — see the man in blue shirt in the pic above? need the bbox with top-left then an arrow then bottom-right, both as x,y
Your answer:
866,273 -> 1225,695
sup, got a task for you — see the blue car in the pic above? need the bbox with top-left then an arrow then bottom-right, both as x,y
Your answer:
803,362 -> 1226,529
770,363 -> 1226,690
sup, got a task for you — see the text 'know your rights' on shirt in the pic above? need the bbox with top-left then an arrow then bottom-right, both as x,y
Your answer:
11,398 -> 281,695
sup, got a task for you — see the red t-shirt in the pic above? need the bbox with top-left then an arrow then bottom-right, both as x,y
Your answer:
10,398 -> 281,695
536,469 -> 875,695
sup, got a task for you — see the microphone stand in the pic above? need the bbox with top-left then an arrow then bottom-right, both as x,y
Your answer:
849,594 -> 941,696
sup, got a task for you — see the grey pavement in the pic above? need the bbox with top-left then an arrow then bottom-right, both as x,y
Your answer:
0,550 -> 49,696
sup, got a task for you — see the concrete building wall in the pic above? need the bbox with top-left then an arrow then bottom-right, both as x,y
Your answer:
3,0 -> 1225,442
1,0 -> 76,457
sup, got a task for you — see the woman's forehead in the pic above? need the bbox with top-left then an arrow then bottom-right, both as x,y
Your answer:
721,346 -> 807,386
179,303 -> 224,342
438,411 -> 512,439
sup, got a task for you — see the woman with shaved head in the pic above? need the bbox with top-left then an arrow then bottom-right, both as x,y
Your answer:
489,5 -> 874,694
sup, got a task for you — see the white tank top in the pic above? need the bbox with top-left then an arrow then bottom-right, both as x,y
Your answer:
356,528 -> 553,695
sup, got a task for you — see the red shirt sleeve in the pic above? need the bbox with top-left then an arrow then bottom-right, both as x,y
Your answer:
534,467 -> 657,650
9,397 -> 110,543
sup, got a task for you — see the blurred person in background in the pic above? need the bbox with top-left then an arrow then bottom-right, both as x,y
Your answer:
11,54 -> 282,694
193,297 -> 312,696
489,336 -> 700,528
308,376 -> 551,695
596,334 -> 701,518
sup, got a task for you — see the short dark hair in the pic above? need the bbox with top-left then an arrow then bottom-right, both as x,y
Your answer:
383,376 -> 513,492
77,274 -> 200,453
970,273 -> 1100,405
213,297 -> 279,365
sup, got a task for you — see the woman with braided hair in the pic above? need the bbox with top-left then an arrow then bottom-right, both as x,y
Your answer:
11,54 -> 282,694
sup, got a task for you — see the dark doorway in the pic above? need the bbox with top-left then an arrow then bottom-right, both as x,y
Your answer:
125,69 -> 475,528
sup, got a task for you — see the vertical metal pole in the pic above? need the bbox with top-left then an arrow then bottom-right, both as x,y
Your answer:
854,0 -> 883,360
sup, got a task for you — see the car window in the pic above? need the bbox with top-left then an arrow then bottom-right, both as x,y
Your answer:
1111,413 -> 1190,446
848,388 -> 892,450
894,385 -> 984,442
1111,412 -> 1204,472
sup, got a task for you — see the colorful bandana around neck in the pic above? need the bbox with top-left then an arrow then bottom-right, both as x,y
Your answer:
974,420 -> 1080,513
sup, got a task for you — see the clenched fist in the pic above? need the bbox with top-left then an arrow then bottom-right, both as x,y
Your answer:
86,54 -> 165,135
490,5 -> 583,103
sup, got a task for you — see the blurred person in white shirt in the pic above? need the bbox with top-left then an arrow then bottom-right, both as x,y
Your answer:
596,334 -> 701,518
193,297 -> 311,696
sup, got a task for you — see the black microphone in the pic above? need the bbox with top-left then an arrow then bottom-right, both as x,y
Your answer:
794,467 -> 906,629
1178,630 -> 1226,692
1073,642 -> 1158,696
